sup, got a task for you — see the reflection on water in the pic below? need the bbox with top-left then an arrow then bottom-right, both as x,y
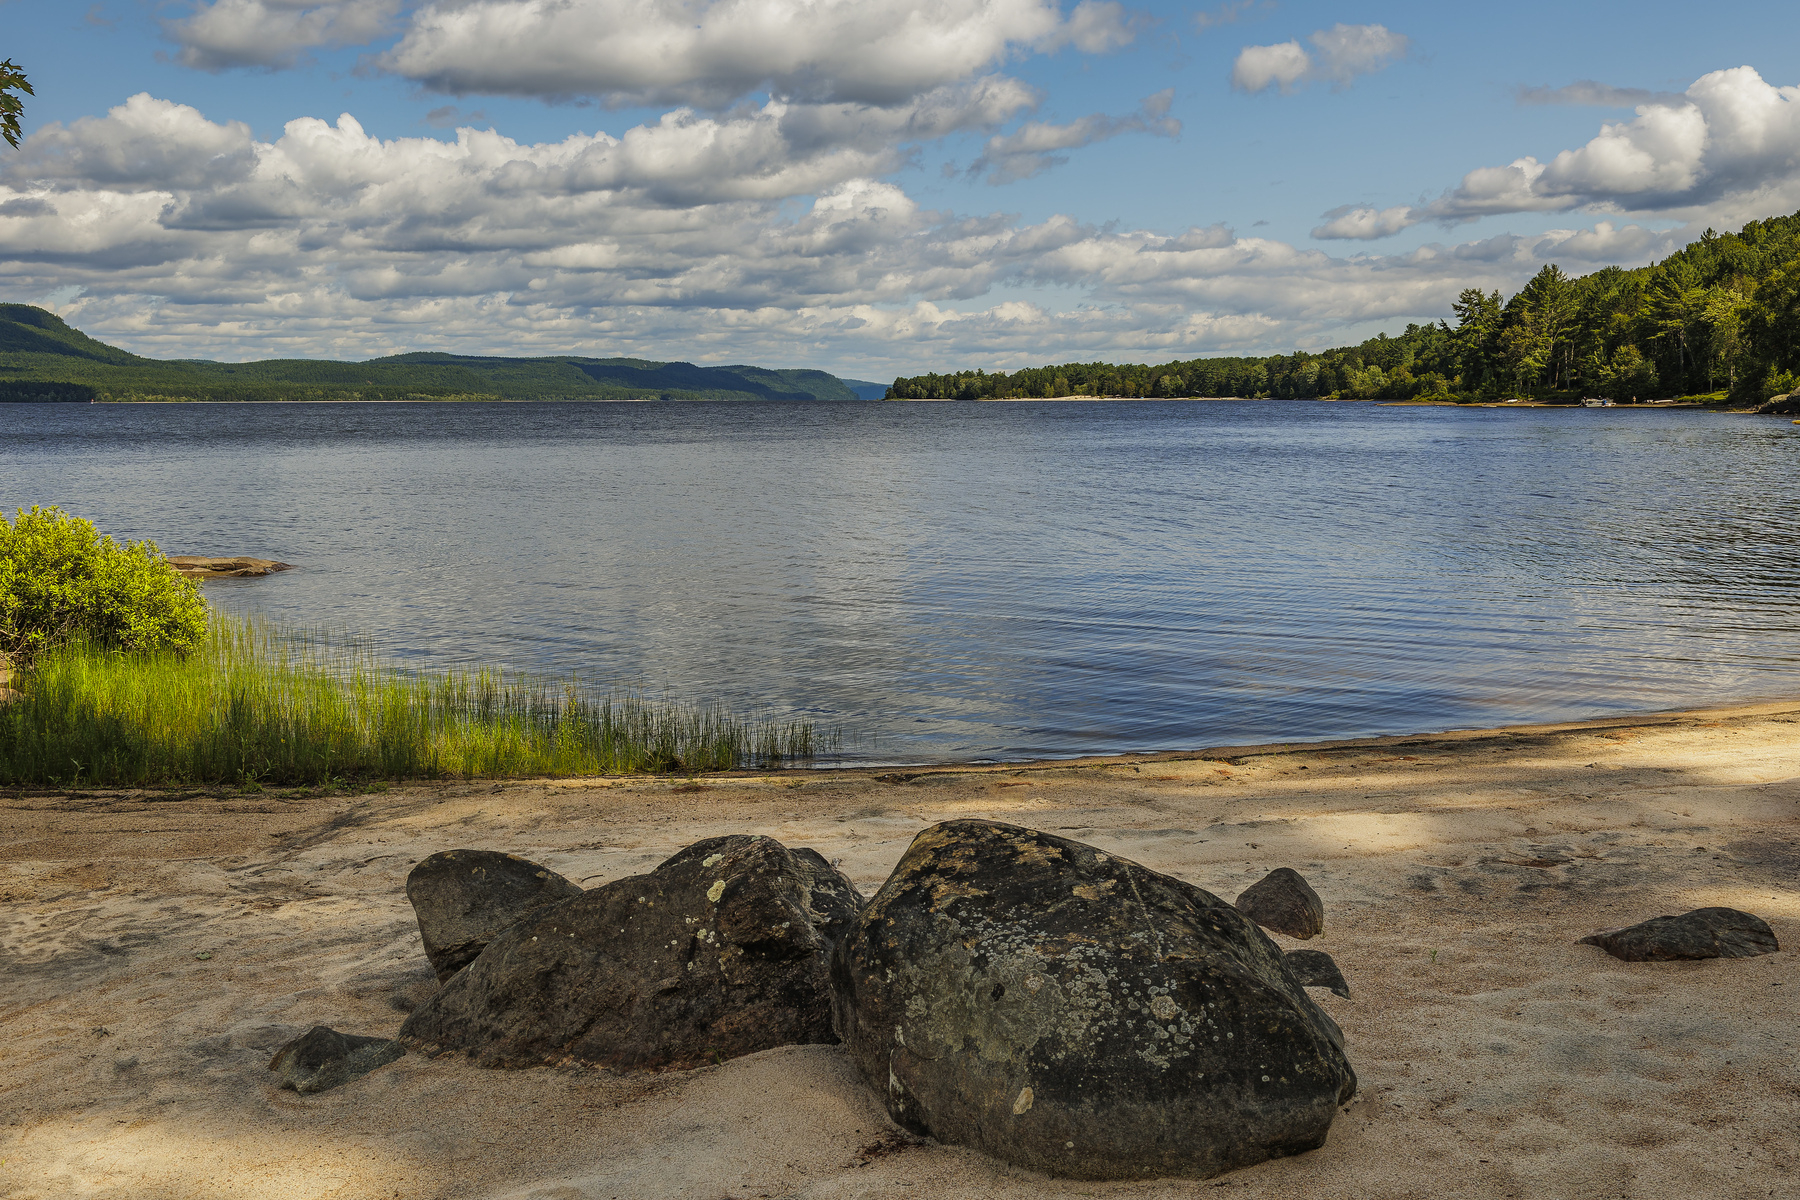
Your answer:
4,400 -> 1798,761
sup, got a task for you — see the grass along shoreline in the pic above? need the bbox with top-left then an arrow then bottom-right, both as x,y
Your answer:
0,615 -> 829,786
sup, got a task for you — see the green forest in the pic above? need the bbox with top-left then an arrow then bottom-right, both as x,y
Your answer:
0,305 -> 858,403
887,210 -> 1800,409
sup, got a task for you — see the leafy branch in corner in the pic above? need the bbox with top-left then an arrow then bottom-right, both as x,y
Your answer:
0,59 -> 31,150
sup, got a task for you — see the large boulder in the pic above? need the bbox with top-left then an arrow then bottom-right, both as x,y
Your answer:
1234,868 -> 1325,940
830,820 -> 1356,1182
1580,907 -> 1779,961
406,849 -> 585,981
401,834 -> 864,1071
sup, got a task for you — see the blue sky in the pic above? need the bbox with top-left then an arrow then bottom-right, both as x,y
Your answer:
5,0 -> 1800,377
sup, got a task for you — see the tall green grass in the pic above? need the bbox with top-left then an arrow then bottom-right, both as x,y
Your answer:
0,615 -> 829,786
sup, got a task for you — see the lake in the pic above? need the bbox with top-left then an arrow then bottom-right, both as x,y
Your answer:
3,399 -> 1798,763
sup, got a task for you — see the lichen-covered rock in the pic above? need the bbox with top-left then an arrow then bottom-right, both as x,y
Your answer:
267,1026 -> 404,1094
406,849 -> 585,981
1234,867 -> 1325,940
830,819 -> 1356,1182
1284,949 -> 1351,999
1580,907 -> 1779,962
401,834 -> 864,1071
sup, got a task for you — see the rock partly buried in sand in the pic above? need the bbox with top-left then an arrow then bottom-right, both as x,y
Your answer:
166,556 -> 296,578
1284,949 -> 1351,999
830,819 -> 1356,1182
267,1026 -> 405,1094
1580,907 -> 1779,962
1235,867 -> 1325,940
401,834 -> 864,1071
407,849 -> 585,982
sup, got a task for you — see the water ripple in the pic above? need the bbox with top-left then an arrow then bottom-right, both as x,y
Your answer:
4,399 -> 1798,761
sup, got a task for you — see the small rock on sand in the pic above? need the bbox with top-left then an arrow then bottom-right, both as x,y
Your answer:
1235,867 -> 1325,940
831,819 -> 1355,1181
267,1026 -> 405,1094
407,849 -> 585,982
1284,948 -> 1351,998
1579,907 -> 1779,961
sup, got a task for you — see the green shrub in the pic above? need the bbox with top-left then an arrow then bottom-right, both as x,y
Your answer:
0,506 -> 207,668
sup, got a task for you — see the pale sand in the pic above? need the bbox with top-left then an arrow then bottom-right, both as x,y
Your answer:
3,701 -> 1798,1199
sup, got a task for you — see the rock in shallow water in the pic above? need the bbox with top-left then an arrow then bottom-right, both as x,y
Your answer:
407,849 -> 584,982
1580,907 -> 1779,961
267,1026 -> 405,1094
830,819 -> 1356,1182
401,834 -> 864,1071
1234,867 -> 1325,940
166,556 -> 295,578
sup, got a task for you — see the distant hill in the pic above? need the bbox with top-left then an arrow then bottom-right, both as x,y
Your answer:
0,305 -> 873,403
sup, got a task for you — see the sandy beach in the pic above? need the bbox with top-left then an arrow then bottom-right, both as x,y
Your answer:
3,700 -> 1797,1200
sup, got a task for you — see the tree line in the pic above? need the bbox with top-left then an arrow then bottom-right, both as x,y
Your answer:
886,211 -> 1800,405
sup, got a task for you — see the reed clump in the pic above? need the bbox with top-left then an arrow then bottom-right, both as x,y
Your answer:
0,615 -> 828,786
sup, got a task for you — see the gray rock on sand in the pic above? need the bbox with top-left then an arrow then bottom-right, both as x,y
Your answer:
267,1026 -> 405,1093
1284,949 -> 1351,999
407,849 -> 585,981
401,834 -> 864,1071
1235,867 -> 1325,940
830,819 -> 1356,1182
1580,907 -> 1779,962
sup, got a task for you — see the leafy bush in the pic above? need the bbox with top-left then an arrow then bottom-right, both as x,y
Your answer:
0,506 -> 207,668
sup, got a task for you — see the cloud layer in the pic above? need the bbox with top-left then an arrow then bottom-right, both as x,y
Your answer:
1315,66 -> 1800,239
0,90 -> 1685,374
1231,23 -> 1410,94
166,0 -> 1138,107
22,11 -> 1794,374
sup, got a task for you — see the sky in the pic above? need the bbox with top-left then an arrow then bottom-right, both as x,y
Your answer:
4,1 -> 1800,378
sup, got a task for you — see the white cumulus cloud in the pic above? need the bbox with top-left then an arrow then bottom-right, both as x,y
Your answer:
1310,204 -> 1414,241
378,0 -> 1137,108
1313,66 -> 1800,239
969,88 -> 1178,184
166,0 -> 407,70
1231,23 -> 1409,95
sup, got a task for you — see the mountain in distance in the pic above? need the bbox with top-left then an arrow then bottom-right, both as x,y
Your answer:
0,304 -> 875,404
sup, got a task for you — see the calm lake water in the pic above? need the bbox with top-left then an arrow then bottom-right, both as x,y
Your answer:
4,400 -> 1799,762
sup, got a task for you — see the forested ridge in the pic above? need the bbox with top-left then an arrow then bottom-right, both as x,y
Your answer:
887,211 -> 1800,407
0,305 -> 857,403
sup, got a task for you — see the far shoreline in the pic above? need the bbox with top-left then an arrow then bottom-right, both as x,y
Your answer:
30,395 -> 1762,412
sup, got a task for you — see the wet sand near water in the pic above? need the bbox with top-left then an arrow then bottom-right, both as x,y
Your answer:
3,700 -> 1798,1199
